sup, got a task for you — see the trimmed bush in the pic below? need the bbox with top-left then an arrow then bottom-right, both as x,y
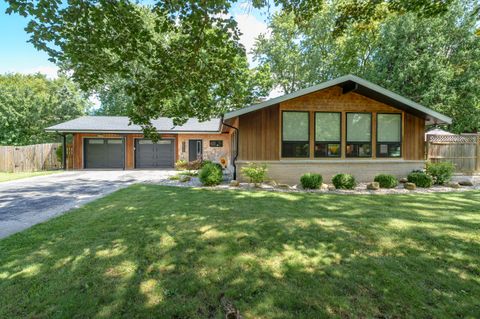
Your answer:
300,173 -> 323,189
407,171 -> 433,188
374,174 -> 398,188
332,173 -> 356,189
241,162 -> 268,184
198,163 -> 223,186
426,162 -> 455,185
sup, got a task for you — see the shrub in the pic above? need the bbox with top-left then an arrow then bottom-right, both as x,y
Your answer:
407,171 -> 433,188
374,174 -> 398,188
332,173 -> 356,189
241,162 -> 268,184
198,163 -> 223,186
300,173 -> 323,189
426,162 -> 455,185
175,159 -> 188,171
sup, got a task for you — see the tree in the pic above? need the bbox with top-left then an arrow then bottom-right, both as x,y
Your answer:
5,0 -> 451,135
253,1 -> 480,132
0,73 -> 90,145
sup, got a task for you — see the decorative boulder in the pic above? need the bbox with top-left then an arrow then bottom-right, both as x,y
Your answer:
321,183 -> 329,190
447,182 -> 461,189
277,183 -> 290,189
179,175 -> 191,183
267,180 -> 278,187
404,182 -> 416,190
367,182 -> 380,190
328,185 -> 336,191
399,178 -> 408,183
458,180 -> 474,186
229,180 -> 240,187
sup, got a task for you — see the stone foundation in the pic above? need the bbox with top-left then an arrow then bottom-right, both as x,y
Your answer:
237,160 -> 425,184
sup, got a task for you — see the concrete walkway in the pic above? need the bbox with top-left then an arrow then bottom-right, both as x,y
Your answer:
0,170 -> 176,239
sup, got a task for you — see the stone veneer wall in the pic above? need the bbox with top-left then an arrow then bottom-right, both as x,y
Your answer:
177,134 -> 232,167
236,160 -> 425,184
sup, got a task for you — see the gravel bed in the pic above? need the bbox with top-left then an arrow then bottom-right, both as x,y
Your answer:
148,176 -> 480,195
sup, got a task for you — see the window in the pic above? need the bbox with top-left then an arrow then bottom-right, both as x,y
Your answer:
88,139 -> 104,144
377,113 -> 402,157
107,139 -> 123,144
209,140 -> 223,147
282,111 -> 309,157
346,113 -> 372,157
315,112 -> 341,157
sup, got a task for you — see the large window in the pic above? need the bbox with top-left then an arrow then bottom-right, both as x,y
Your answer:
315,112 -> 341,157
346,113 -> 372,157
377,113 -> 402,157
282,111 -> 309,157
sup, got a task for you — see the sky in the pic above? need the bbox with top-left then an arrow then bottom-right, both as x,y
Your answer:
0,1 -> 274,79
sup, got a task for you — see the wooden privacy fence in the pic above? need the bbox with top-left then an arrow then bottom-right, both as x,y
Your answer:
427,134 -> 480,173
0,143 -> 73,172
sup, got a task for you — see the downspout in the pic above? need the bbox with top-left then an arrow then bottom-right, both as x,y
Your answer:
221,116 -> 239,180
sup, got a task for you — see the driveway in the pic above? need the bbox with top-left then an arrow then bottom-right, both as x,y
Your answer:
0,170 -> 177,239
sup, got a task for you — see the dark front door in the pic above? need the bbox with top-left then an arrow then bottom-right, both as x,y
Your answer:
84,138 -> 125,169
135,139 -> 175,168
189,139 -> 203,162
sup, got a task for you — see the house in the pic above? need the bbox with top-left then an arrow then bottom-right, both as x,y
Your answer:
46,75 -> 451,183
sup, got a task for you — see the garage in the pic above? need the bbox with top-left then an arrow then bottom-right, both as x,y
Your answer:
84,138 -> 125,169
135,139 -> 175,168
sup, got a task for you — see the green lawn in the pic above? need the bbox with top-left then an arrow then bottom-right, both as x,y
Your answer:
0,170 -> 60,182
0,186 -> 479,318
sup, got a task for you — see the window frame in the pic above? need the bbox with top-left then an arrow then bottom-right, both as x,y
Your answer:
376,112 -> 402,158
314,111 -> 342,158
345,112 -> 372,158
281,110 -> 310,158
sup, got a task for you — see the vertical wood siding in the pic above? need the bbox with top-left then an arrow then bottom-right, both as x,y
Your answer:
238,105 -> 279,161
404,113 -> 426,160
236,86 -> 426,161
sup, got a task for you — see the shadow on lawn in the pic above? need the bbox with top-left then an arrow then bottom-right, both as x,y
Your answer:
0,186 -> 479,318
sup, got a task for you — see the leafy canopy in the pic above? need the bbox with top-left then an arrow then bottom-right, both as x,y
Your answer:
5,0 -> 452,134
253,1 -> 480,132
0,73 -> 90,145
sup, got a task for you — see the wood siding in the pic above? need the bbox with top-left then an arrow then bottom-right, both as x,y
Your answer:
236,85 -> 426,161
238,105 -> 279,161
404,113 -> 425,160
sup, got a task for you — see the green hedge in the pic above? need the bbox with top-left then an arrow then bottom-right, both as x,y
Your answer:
332,173 -> 356,190
407,171 -> 433,188
426,162 -> 455,185
374,174 -> 398,188
300,173 -> 323,189
198,163 -> 223,186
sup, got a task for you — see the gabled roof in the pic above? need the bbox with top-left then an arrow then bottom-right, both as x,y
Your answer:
45,116 -> 222,133
224,74 -> 452,125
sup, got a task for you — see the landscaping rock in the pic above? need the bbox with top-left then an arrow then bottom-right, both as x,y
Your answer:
399,178 -> 408,183
447,182 -> 461,189
404,182 -> 416,190
458,180 -> 474,186
328,185 -> 336,191
229,180 -> 240,187
267,180 -> 278,187
277,183 -> 290,189
367,182 -> 380,190
179,175 -> 191,183
321,183 -> 329,190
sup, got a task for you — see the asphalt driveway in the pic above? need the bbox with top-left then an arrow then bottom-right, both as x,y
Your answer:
0,170 -> 177,239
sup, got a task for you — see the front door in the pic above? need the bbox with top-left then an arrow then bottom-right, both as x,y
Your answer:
188,139 -> 203,162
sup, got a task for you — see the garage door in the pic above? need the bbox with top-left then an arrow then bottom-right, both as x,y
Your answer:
135,139 -> 175,168
84,138 -> 125,169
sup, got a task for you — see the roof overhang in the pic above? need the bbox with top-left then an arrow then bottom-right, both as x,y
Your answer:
224,74 -> 452,125
45,129 -> 222,134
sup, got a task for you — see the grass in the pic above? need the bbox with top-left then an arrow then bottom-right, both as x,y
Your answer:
0,170 -> 60,182
0,186 -> 479,318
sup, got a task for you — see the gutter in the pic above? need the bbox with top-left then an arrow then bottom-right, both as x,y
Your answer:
221,116 -> 239,180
